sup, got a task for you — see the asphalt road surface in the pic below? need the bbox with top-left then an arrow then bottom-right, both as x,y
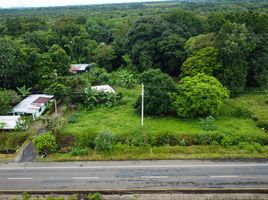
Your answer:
0,160 -> 268,191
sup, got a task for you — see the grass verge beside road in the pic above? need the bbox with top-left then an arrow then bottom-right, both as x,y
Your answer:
41,145 -> 268,161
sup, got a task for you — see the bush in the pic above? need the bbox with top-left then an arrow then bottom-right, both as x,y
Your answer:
233,102 -> 253,118
95,131 -> 115,152
54,131 -> 75,150
84,88 -> 123,110
33,133 -> 57,155
0,132 -> 29,150
199,116 -> 218,131
112,69 -> 136,88
0,89 -> 20,115
134,69 -> 177,116
88,193 -> 101,200
197,132 -> 224,145
76,129 -> 98,149
87,67 -> 111,85
130,132 -> 153,147
169,133 -> 196,146
257,120 -> 268,131
238,142 -> 262,153
173,73 -> 229,118
44,82 -> 68,98
68,113 -> 79,123
70,147 -> 91,156
179,139 -> 187,146
155,132 -> 171,146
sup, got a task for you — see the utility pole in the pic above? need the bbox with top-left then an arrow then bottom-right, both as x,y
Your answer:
54,99 -> 58,116
141,83 -> 144,126
51,99 -> 58,116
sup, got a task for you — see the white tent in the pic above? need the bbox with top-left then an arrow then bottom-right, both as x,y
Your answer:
91,85 -> 116,93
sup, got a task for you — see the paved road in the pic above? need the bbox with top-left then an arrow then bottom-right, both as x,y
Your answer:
0,160 -> 268,191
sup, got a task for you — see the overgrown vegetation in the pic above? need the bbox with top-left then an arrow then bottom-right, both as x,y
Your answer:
17,192 -> 102,200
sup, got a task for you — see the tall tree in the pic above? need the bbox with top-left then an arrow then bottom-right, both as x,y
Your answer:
180,47 -> 222,78
128,16 -> 186,75
164,10 -> 207,39
0,36 -> 38,89
215,22 -> 255,94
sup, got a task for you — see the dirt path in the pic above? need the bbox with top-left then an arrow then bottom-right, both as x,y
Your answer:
14,105 -> 66,162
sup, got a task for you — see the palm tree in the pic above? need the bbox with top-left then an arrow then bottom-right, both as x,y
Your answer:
16,85 -> 32,98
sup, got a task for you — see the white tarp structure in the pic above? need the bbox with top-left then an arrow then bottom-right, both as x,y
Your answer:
91,85 -> 116,93
0,116 -> 20,130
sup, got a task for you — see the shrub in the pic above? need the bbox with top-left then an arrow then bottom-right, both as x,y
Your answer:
173,73 -> 229,118
0,132 -> 29,150
199,116 -> 218,131
87,67 -> 111,85
95,131 -> 115,152
155,132 -> 171,146
130,132 -> 152,147
169,133 -> 196,146
238,142 -> 262,153
84,88 -> 123,110
44,82 -> 68,98
197,132 -> 224,145
179,139 -> 187,146
68,113 -> 79,123
33,133 -> 57,155
112,69 -> 136,88
70,147 -> 91,156
88,193 -> 101,200
22,192 -> 30,200
0,89 -> 20,115
134,69 -> 177,116
257,120 -> 268,131
76,129 -> 98,149
220,135 -> 234,147
54,131 -> 75,150
233,102 -> 253,118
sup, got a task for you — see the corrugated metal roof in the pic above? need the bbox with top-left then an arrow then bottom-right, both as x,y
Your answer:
32,97 -> 51,104
0,116 -> 20,130
70,64 -> 90,73
12,94 -> 53,114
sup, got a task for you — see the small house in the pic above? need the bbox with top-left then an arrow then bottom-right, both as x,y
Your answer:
70,63 -> 94,74
0,116 -> 21,130
12,94 -> 54,120
91,85 -> 116,93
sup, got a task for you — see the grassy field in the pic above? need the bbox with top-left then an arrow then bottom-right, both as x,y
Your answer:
62,86 -> 266,138
40,86 -> 268,161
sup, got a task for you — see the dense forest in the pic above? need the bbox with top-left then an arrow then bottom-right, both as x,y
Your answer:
0,0 -> 267,111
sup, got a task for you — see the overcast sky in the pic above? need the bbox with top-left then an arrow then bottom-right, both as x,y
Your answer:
0,0 -> 160,8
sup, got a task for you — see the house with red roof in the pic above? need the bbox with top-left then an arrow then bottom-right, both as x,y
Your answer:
12,94 -> 54,120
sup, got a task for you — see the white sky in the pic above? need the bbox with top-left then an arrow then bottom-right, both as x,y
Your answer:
0,0 -> 159,8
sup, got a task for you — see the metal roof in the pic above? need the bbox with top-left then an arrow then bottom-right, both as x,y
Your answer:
70,64 -> 93,73
0,116 -> 20,130
12,94 -> 54,114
